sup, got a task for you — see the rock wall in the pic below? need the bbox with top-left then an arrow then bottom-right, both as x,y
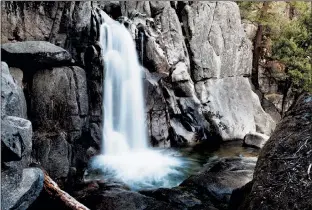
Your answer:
115,1 -> 275,144
1,41 -> 93,184
1,1 -> 276,181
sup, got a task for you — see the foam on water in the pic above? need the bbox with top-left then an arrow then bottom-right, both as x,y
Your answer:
91,149 -> 186,190
90,11 -> 184,190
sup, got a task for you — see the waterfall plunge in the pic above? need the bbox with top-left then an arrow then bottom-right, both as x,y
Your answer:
91,12 -> 184,190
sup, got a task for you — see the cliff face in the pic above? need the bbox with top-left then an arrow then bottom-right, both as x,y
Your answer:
112,2 -> 276,145
1,1 -> 275,182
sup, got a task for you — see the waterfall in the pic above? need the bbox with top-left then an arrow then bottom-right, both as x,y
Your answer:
100,14 -> 147,155
91,12 -> 184,190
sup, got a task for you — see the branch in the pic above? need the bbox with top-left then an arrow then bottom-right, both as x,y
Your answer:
43,171 -> 90,210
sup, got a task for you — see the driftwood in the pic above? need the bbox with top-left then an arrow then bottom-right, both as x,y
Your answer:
42,171 -> 90,210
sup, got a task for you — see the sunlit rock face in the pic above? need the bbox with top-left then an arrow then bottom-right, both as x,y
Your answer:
118,1 -> 275,144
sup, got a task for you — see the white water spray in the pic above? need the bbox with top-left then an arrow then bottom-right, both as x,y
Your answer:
91,12 -> 184,190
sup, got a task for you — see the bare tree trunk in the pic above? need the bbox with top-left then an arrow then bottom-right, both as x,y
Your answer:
42,171 -> 90,210
252,25 -> 263,89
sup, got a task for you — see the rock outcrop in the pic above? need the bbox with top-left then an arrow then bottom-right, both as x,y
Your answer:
234,93 -> 312,210
1,42 -> 91,184
1,41 -> 72,68
1,62 -> 44,210
116,1 -> 275,145
1,168 -> 44,210
1,62 -> 27,118
1,1 -> 94,64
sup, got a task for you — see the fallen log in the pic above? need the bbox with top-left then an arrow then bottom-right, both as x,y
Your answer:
42,171 -> 90,210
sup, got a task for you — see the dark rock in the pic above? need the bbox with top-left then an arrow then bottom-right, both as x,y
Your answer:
28,65 -> 89,181
32,132 -> 70,181
228,181 -> 253,210
89,123 -> 101,147
30,65 -> 88,134
1,167 -> 44,210
238,93 -> 312,210
140,156 -> 257,210
140,187 -> 203,209
75,188 -> 179,210
1,2 -> 95,64
100,2 -> 122,19
181,157 -> 257,206
86,147 -> 98,159
1,41 -> 72,68
144,70 -> 170,146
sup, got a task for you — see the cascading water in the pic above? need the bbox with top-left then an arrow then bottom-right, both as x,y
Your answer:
90,12 -> 186,190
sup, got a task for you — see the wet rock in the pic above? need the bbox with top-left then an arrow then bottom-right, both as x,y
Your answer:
1,41 -> 72,68
144,70 -> 170,147
1,167 -> 44,210
228,181 -> 253,210
84,44 -> 103,148
243,132 -> 269,149
181,157 -> 256,204
141,156 -> 257,209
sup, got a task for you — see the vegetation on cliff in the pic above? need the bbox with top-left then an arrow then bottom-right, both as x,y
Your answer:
239,2 -> 312,93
